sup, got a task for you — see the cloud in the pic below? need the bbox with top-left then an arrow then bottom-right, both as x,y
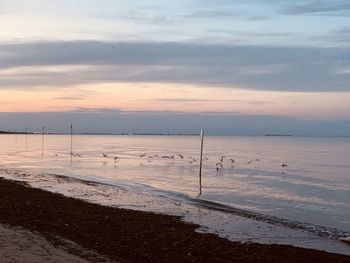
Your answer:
0,41 -> 350,92
282,1 -> 350,15
54,96 -> 85,101
329,27 -> 350,43
106,10 -> 173,25
139,98 -> 269,106
188,9 -> 240,19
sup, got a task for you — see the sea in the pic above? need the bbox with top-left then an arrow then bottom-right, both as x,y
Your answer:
0,134 -> 349,255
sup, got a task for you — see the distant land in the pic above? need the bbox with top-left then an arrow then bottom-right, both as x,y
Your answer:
264,134 -> 292,137
0,130 -> 198,136
0,130 -> 32,134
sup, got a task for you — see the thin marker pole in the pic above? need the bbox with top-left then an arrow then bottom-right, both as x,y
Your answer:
70,123 -> 73,162
198,129 -> 204,197
25,128 -> 28,148
42,126 -> 45,158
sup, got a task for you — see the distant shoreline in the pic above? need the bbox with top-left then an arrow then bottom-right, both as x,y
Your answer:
264,134 -> 292,137
1,131 -> 349,137
0,131 -> 198,136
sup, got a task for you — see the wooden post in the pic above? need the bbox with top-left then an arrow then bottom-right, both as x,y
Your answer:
42,126 -> 45,158
70,123 -> 73,162
25,128 -> 27,148
198,129 -> 204,197
70,124 -> 73,153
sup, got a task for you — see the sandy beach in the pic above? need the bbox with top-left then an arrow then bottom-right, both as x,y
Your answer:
0,178 -> 349,263
0,224 -> 114,263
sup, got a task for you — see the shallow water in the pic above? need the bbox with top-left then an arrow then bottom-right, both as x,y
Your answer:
0,134 -> 349,254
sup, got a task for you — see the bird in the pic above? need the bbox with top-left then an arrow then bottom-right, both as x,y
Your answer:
114,156 -> 119,162
178,154 -> 184,159
228,158 -> 235,164
188,158 -> 197,164
54,153 -> 59,157
216,162 -> 223,171
220,156 -> 226,163
281,164 -> 288,168
102,153 -> 108,158
70,152 -> 81,157
139,153 -> 147,158
255,158 -> 261,162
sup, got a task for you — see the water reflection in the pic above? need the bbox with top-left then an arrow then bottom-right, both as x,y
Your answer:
0,134 -> 349,233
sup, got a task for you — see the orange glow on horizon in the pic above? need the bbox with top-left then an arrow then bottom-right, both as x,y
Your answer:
0,82 -> 350,119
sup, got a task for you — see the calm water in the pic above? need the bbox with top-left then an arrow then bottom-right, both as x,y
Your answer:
0,134 -> 349,253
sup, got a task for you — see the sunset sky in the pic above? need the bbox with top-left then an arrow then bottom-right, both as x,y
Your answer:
0,0 -> 350,135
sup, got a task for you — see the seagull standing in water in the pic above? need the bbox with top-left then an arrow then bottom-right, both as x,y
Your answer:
216,162 -> 223,171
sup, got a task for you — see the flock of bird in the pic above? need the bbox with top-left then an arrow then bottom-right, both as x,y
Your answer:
55,151 -> 289,171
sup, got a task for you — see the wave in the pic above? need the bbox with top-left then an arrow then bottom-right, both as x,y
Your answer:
2,169 -> 349,242
44,172 -> 350,242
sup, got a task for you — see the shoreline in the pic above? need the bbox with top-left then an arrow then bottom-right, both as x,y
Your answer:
0,178 -> 349,262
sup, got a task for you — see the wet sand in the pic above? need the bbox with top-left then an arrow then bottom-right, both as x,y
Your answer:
0,224 -> 114,263
0,178 -> 349,263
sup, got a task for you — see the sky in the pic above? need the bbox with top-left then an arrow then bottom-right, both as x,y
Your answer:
0,0 -> 350,135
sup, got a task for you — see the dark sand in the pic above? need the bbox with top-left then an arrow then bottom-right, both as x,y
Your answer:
0,178 -> 349,263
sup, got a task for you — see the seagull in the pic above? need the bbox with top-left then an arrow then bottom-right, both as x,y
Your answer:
188,158 -> 196,164
102,153 -> 108,158
114,156 -> 119,162
228,158 -> 235,164
139,153 -> 147,158
70,152 -> 81,157
255,158 -> 261,162
247,160 -> 254,164
54,153 -> 59,157
281,164 -> 288,168
178,154 -> 184,159
216,162 -> 223,171
69,152 -> 81,157
220,156 -> 226,163
203,156 -> 209,161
